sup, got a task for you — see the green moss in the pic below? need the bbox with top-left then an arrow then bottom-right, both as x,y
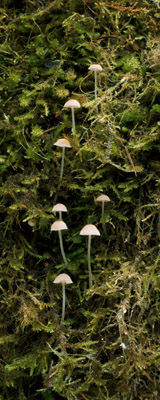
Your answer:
116,53 -> 141,73
0,1 -> 159,399
119,105 -> 147,123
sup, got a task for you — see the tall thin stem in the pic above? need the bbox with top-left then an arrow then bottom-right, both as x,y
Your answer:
61,282 -> 65,322
60,147 -> 65,179
58,230 -> 68,264
88,235 -> 92,288
71,108 -> 76,133
102,202 -> 105,218
94,71 -> 98,114
94,71 -> 97,99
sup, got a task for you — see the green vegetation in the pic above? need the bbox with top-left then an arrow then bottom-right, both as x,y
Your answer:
0,0 -> 160,399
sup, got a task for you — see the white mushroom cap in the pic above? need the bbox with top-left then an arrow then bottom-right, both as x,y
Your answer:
88,64 -> 103,72
28,219 -> 36,227
54,273 -> 73,284
54,138 -> 72,148
52,203 -> 67,213
64,99 -> 81,108
96,194 -> 110,202
51,220 -> 68,231
80,224 -> 100,236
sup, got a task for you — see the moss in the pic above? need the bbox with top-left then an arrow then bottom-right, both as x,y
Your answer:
119,105 -> 147,123
116,53 -> 141,73
0,0 -> 160,399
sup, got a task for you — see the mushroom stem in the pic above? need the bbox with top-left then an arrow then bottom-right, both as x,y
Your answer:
71,108 -> 76,133
59,211 -> 62,220
94,71 -> 98,113
60,147 -> 65,179
61,282 -> 66,322
94,71 -> 97,99
102,202 -> 105,218
88,235 -> 93,288
58,230 -> 68,264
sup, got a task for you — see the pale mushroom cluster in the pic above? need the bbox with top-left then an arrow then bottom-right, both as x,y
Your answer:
53,64 -> 103,180
50,63 -> 112,322
51,190 -> 111,321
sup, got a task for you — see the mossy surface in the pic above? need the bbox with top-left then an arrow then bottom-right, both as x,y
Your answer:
0,1 -> 160,399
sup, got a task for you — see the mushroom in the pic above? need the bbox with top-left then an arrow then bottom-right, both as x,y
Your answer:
51,220 -> 68,264
88,64 -> 103,99
96,194 -> 111,218
54,273 -> 73,322
52,203 -> 67,220
64,99 -> 80,133
54,138 -> 72,179
28,219 -> 36,231
80,224 -> 100,288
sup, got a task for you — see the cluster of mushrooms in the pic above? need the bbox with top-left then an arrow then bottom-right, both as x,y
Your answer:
52,64 -> 110,322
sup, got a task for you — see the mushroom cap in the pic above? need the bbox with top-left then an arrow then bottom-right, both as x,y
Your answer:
80,224 -> 100,236
52,203 -> 67,213
54,138 -> 72,148
96,194 -> 110,202
88,64 -> 103,72
28,219 -> 36,227
64,99 -> 81,108
54,273 -> 73,284
51,220 -> 68,231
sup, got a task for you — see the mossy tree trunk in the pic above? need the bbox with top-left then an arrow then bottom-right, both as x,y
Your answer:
0,1 -> 160,399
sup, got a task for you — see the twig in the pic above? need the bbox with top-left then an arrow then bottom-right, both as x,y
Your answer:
125,146 -> 137,176
93,35 -> 118,40
99,1 -> 147,14
80,393 -> 89,400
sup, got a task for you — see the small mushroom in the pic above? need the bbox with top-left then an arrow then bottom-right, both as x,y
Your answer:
54,138 -> 72,179
52,203 -> 67,220
51,220 -> 68,264
64,99 -> 80,133
28,219 -> 36,231
80,224 -> 100,288
88,64 -> 103,99
96,194 -> 111,218
54,273 -> 73,322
